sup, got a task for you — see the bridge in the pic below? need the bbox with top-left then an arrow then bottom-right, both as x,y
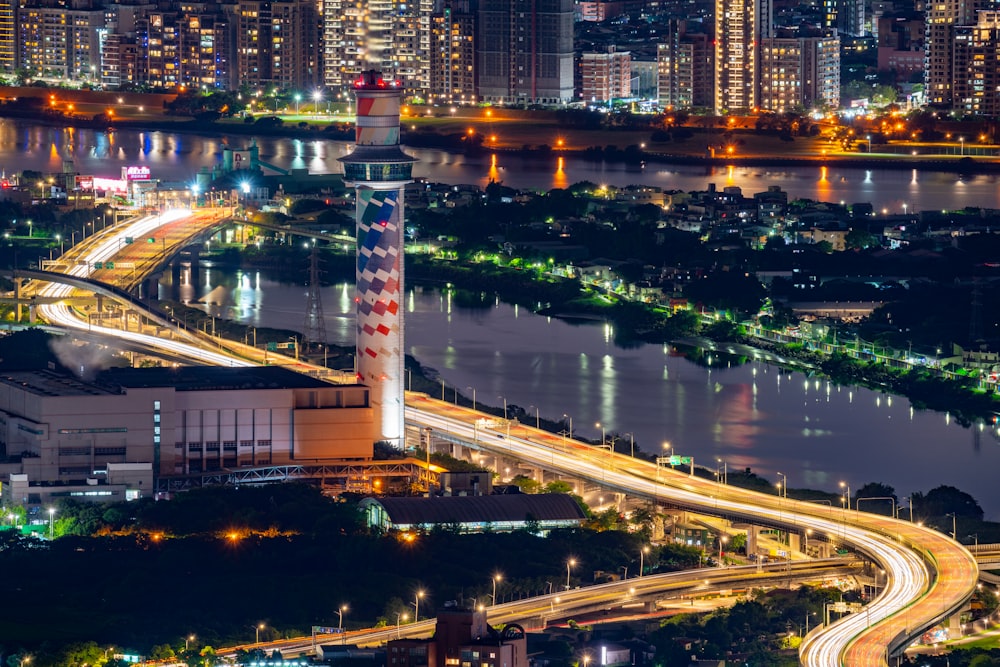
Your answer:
9,208 -> 981,666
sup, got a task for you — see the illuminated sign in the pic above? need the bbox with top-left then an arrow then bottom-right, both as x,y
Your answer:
122,165 -> 151,181
92,177 -> 127,193
75,176 -> 94,190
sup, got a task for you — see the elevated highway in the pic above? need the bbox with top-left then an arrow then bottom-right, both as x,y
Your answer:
220,558 -> 860,658
405,393 -> 979,666
13,209 -> 981,666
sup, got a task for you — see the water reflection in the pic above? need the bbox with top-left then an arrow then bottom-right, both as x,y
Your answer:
2,118 -> 1000,209
157,270 -> 1000,518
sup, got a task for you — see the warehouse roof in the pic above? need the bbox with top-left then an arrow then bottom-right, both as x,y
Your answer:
362,493 -> 586,529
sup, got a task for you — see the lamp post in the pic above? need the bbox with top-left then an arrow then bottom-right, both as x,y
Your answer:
718,535 -> 728,565
960,136 -> 965,156
335,604 -> 348,631
466,386 -> 476,410
47,507 -> 55,539
716,457 -> 727,484
946,512 -> 957,539
624,432 -> 635,457
596,422 -> 606,445
565,558 -> 576,590
491,573 -> 502,605
499,395 -> 507,420
413,589 -> 424,622
528,405 -> 540,429
253,623 -> 265,645
294,94 -> 301,115
562,413 -> 573,439
185,635 -> 196,651
55,234 -> 63,254
396,612 -> 408,637
840,481 -> 851,509
777,472 -> 787,498
866,135 -> 871,153
313,90 -> 323,116
639,545 -> 650,576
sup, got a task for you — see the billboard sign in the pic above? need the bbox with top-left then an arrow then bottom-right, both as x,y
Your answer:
122,166 -> 151,181
75,176 -> 94,190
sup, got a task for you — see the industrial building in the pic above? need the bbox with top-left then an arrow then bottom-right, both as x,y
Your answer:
0,366 -> 373,507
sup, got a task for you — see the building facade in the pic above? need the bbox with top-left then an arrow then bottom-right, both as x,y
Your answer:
579,46 -> 630,105
759,35 -> 839,111
954,11 -> 1000,116
0,367 -> 374,507
478,0 -> 574,105
714,0 -> 760,113
429,2 -> 476,104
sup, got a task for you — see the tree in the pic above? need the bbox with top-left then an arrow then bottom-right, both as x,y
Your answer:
914,485 -> 984,520
845,227 -> 877,250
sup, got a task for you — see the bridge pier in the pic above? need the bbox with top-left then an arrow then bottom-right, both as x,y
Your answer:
13,277 -> 22,322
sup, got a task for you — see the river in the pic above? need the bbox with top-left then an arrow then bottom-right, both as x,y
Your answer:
1,118 -> 998,211
160,268 -> 1000,521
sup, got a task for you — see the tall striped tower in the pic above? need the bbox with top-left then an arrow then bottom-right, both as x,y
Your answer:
340,70 -> 416,448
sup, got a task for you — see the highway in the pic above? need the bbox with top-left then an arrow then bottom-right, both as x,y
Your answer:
17,209 -> 980,666
218,558 -> 859,658
404,394 -> 979,666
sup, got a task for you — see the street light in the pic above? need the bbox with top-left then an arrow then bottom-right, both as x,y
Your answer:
565,558 -> 576,590
562,413 -> 573,439
312,90 -> 323,115
716,457 -> 727,484
960,136 -> 965,156
945,512 -> 957,540
624,432 -> 635,457
47,507 -> 55,539
55,234 -> 63,254
253,623 -> 265,645
777,472 -> 787,498
840,481 -> 851,509
499,395 -> 508,420
185,635 -> 196,651
465,386 -> 476,410
491,573 -> 503,605
718,535 -> 728,565
294,93 -> 301,114
596,421 -> 606,445
412,589 -> 425,622
639,545 -> 650,577
335,604 -> 348,631
866,135 -> 871,153
395,612 -> 408,637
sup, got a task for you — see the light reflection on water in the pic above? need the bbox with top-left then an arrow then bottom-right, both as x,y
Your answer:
160,270 -> 1000,519
0,118 -> 997,209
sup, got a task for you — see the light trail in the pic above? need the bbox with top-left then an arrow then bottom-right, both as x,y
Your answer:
404,395 -> 979,667
22,211 -> 978,666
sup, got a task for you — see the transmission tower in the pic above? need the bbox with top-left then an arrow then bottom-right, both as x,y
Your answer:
302,245 -> 327,349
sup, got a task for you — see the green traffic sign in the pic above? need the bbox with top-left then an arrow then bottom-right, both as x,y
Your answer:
105,262 -> 114,269
125,237 -> 133,244
93,262 -> 103,269
147,237 -> 156,243
266,342 -> 278,351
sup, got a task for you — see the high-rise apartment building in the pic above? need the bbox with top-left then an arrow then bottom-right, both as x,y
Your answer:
234,0 -> 318,91
954,11 -> 1000,115
429,1 -> 476,104
478,0 -> 574,105
17,3 -> 105,80
759,35 -> 840,111
714,0 -> 762,113
0,0 -> 14,73
322,0 -> 431,98
656,19 -> 712,110
580,46 -> 630,104
139,11 -> 181,88
926,0 -> 977,106
179,13 -> 233,90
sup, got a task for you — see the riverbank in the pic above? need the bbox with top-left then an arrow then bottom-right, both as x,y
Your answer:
1,87 -> 998,176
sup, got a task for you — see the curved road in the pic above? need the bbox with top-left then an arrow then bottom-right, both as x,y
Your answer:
18,210 -> 980,666
404,394 -> 979,666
